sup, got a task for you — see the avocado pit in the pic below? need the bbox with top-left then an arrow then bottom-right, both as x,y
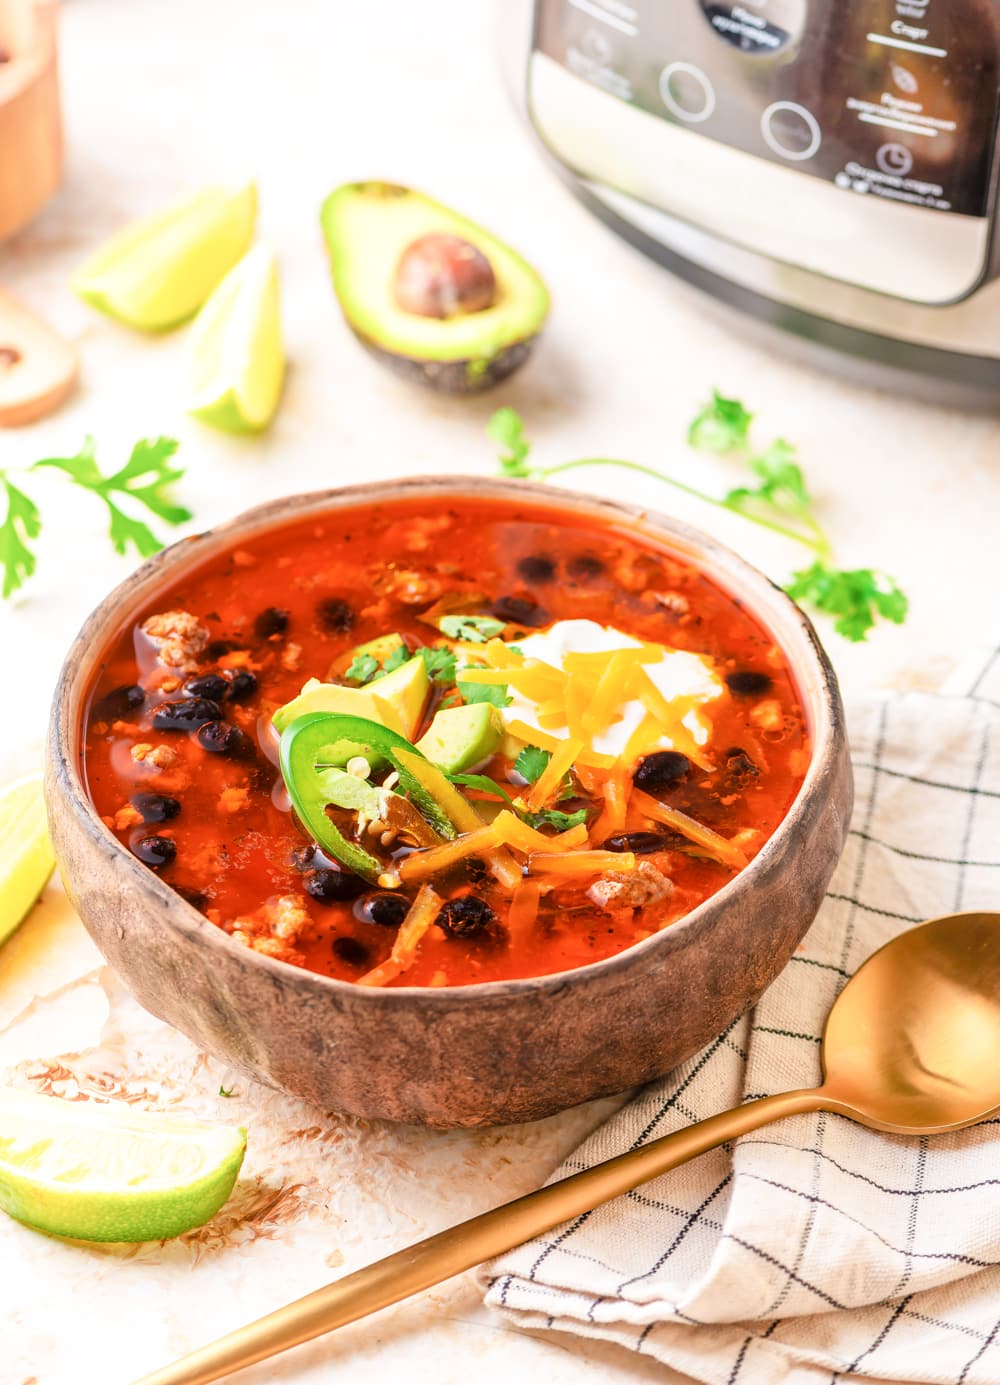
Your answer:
393,233 -> 497,320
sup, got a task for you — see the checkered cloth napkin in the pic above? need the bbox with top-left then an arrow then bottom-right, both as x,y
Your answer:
483,647 -> 1000,1384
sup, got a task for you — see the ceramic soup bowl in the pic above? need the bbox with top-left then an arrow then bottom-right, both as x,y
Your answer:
47,477 -> 852,1128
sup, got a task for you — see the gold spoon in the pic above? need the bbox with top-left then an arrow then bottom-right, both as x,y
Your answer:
136,910 -> 1000,1385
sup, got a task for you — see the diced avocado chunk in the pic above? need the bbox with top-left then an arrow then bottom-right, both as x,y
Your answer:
273,656 -> 429,756
416,703 -> 503,775
319,182 -> 549,394
374,655 -> 429,738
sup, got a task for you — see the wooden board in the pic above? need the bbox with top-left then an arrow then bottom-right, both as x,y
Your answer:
0,0 -> 62,242
0,288 -> 77,425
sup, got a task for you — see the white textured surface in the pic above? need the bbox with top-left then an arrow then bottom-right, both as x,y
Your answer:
0,1 -> 998,1383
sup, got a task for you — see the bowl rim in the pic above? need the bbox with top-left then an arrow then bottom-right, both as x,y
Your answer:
49,474 -> 845,1007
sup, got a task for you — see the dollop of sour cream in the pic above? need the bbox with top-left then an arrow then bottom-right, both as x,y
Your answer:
501,619 -> 724,757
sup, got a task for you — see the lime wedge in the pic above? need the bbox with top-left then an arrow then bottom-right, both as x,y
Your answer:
73,183 -> 257,331
0,773 -> 55,949
0,1087 -> 246,1242
187,244 -> 285,433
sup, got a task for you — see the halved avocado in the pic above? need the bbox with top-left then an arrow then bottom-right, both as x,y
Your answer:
319,182 -> 549,394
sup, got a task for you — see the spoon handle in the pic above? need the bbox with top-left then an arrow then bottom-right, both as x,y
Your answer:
135,1086 -> 825,1385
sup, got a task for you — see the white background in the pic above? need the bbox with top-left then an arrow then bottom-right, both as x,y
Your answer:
2,1 -> 999,1382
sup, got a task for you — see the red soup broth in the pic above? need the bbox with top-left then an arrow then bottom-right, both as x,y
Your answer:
81,496 -> 810,987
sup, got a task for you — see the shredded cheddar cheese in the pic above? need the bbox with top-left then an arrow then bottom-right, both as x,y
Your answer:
528,849 -> 638,877
398,825 -> 500,883
464,634 -> 718,775
492,811 -> 589,854
506,880 -> 541,945
632,789 -> 749,870
526,736 -> 583,811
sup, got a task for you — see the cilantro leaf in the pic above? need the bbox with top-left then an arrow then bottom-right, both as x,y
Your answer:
725,439 -> 812,520
514,745 -> 551,783
525,806 -> 589,831
446,773 -> 516,806
419,645 -> 458,685
34,435 -> 189,559
786,562 -> 908,643
345,652 -> 380,683
0,475 -> 41,599
439,614 -> 505,643
381,643 -> 410,674
687,390 -> 753,454
487,407 -> 533,477
457,678 -> 512,708
218,1085 -> 236,1098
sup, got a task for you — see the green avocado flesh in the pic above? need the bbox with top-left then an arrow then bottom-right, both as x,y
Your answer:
319,182 -> 549,367
416,703 -> 503,775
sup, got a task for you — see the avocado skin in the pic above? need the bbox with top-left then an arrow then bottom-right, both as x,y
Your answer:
356,335 -> 537,395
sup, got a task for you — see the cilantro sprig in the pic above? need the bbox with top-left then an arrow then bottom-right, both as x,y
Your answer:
514,744 -> 550,783
1,435 -> 188,599
486,398 -> 907,644
457,676 -> 512,708
439,614 -> 505,643
444,769 -> 590,834
419,645 -> 458,685
35,436 -> 190,559
525,806 -> 588,831
0,476 -> 42,599
345,652 -> 380,683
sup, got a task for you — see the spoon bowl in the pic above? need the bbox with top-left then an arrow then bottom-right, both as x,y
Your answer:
821,911 -> 1000,1133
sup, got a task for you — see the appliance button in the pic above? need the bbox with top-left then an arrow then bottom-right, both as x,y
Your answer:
659,62 -> 716,124
760,101 -> 822,160
876,141 -> 914,175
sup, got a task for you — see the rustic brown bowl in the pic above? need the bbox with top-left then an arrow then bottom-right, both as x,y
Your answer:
46,478 -> 852,1129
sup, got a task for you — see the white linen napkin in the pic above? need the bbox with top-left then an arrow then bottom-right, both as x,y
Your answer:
483,647 -> 1000,1385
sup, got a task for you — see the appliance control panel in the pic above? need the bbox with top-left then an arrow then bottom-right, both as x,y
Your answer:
532,0 -> 1000,221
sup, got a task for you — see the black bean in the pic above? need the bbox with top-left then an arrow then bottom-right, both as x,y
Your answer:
152,697 -> 222,731
354,892 -> 409,928
437,895 -> 496,938
317,597 -> 356,633
304,868 -> 365,903
175,884 -> 208,910
517,554 -> 556,585
491,594 -> 549,628
96,683 -> 145,720
254,607 -> 289,639
465,857 -> 489,884
603,831 -> 672,855
332,936 -> 371,968
290,844 -> 318,872
196,721 -> 251,757
633,750 -> 691,792
184,673 -> 229,702
130,792 -> 181,824
206,639 -> 242,660
725,670 -> 773,697
723,747 -> 760,787
227,669 -> 258,703
132,835 -> 176,868
567,554 -> 604,579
